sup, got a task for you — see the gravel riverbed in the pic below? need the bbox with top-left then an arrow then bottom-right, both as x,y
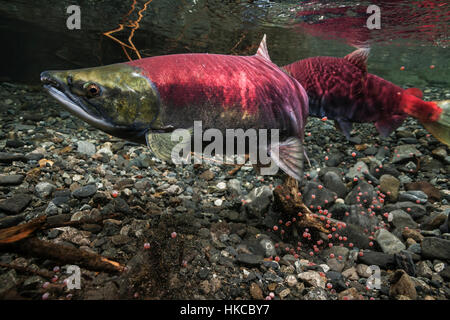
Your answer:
0,82 -> 449,300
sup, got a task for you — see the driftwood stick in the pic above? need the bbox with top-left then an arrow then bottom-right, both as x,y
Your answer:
2,238 -> 125,273
273,176 -> 330,234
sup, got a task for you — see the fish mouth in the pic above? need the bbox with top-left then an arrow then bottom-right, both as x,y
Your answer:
422,100 -> 450,146
40,71 -> 116,133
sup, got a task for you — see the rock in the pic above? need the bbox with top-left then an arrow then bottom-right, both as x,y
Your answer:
72,184 -> 97,199
405,181 -> 441,202
0,270 -> 18,297
304,287 -> 328,300
342,267 -> 359,281
375,229 -> 406,254
421,237 -> 450,260
0,152 -> 26,163
278,288 -> 290,299
439,266 -> 450,281
385,202 -> 427,220
236,254 -> 263,267
338,287 -> 363,300
303,181 -> 336,208
416,261 -> 433,279
298,271 -> 326,288
338,223 -> 371,249
327,258 -> 345,272
249,282 -> 264,300
199,170 -> 215,181
35,182 -> 56,198
45,201 -> 59,215
0,194 -> 32,215
343,205 -> 378,231
345,161 -> 369,180
227,179 -> 241,196
166,184 -> 182,195
421,213 -> 447,231
398,191 -> 428,204
390,210 -> 418,230
244,186 -> 272,218
345,181 -> 374,208
322,171 -> 347,198
356,264 -> 372,278
389,270 -> 417,300
0,214 -> 24,229
431,147 -> 447,160
379,175 -> 400,202
402,228 -> 424,242
0,174 -> 24,186
285,274 -> 298,287
259,238 -> 277,257
392,145 -> 422,163
358,251 -> 396,269
77,141 -> 96,156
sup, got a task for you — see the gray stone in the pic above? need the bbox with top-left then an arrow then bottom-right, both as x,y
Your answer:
0,194 -> 32,215
236,254 -> 263,266
0,174 -> 24,186
375,228 -> 406,254
77,141 -> 96,156
392,145 -> 422,163
72,184 -> 97,199
421,237 -> 450,260
345,161 -> 369,180
227,179 -> 242,196
345,180 -> 374,208
35,182 -> 56,198
322,171 -> 347,198
390,209 -> 418,230
244,186 -> 272,218
416,261 -> 433,279
398,191 -> 428,204
259,238 -> 277,258
358,251 -> 396,268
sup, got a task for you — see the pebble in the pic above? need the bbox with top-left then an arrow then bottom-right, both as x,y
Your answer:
421,237 -> 450,260
375,229 -> 406,254
0,174 -> 24,186
0,194 -> 32,215
379,174 -> 400,202
77,141 -> 96,156
72,184 -> 97,199
389,270 -> 417,300
298,271 -> 326,288
35,182 -> 56,198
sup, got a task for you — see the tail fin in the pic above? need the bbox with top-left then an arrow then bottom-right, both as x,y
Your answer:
422,100 -> 450,146
401,93 -> 449,146
400,92 -> 442,122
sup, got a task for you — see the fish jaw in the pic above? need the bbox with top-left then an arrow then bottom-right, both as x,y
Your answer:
422,100 -> 450,146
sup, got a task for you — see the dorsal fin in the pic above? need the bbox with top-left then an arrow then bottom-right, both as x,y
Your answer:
344,47 -> 370,73
256,34 -> 271,61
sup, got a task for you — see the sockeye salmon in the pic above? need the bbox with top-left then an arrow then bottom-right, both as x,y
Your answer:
41,36 -> 310,180
283,48 -> 450,146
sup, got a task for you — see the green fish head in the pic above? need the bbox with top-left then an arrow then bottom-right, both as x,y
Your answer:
41,63 -> 160,144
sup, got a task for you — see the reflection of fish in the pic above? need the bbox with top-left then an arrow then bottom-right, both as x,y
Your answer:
282,48 -> 449,146
41,36 -> 309,180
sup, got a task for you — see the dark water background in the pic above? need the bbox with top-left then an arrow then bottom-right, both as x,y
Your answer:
1,0 -> 449,89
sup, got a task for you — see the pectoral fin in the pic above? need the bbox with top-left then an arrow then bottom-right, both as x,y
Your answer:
145,128 -> 193,162
268,137 -> 305,181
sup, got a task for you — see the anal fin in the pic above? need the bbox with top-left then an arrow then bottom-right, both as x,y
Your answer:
375,115 -> 407,137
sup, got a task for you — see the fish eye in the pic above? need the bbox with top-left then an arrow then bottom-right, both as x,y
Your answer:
84,83 -> 101,98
